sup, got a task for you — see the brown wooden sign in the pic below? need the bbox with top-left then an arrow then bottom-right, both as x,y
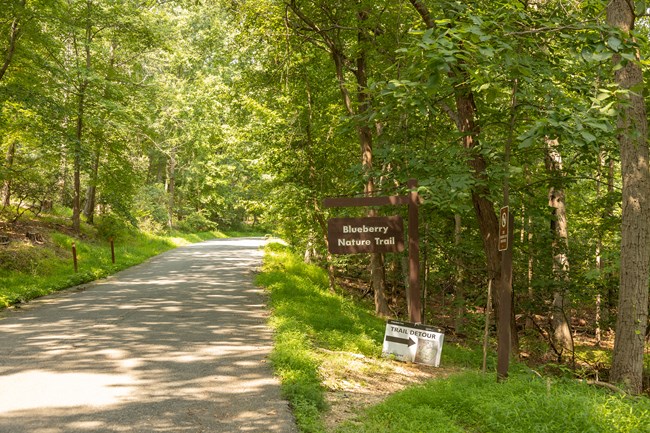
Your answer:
323,179 -> 421,323
327,216 -> 404,255
498,206 -> 509,251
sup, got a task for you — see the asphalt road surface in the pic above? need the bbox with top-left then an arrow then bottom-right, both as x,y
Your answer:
0,238 -> 297,433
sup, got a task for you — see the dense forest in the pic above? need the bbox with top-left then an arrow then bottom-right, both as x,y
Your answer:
1,0 -> 649,394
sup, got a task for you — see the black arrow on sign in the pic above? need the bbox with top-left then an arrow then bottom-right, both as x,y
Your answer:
386,336 -> 416,347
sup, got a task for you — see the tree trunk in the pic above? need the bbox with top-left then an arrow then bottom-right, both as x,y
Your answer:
72,8 -> 92,232
83,42 -> 114,225
545,138 -> 574,361
83,146 -> 101,223
1,141 -> 16,208
165,148 -> 176,230
454,214 -> 465,333
73,89 -> 85,233
408,0 -> 507,376
595,150 -> 610,346
525,211 -> 535,330
287,2 -> 390,316
607,0 -> 650,395
355,9 -> 389,317
0,0 -> 24,82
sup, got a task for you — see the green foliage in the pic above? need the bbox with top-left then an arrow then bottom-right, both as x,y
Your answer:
0,0 -> 648,399
132,184 -> 169,233
256,243 -> 505,432
336,372 -> 650,433
95,213 -> 136,240
175,211 -> 218,233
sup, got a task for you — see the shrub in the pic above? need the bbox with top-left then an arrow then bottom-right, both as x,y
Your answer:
176,211 -> 217,233
95,213 -> 134,240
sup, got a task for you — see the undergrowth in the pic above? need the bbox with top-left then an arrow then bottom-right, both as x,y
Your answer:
256,242 -> 494,432
257,243 -> 650,433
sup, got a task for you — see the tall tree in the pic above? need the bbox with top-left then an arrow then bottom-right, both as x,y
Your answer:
406,0 -> 508,378
607,0 -> 650,395
0,0 -> 26,208
0,0 -> 25,81
545,138 -> 573,361
286,0 -> 391,317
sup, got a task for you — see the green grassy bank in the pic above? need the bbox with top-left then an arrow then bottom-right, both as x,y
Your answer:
0,214 -> 231,308
256,242 -> 650,433
334,372 -> 650,433
256,242 -> 385,431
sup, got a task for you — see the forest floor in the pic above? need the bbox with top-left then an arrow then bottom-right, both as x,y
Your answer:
320,276 -> 640,430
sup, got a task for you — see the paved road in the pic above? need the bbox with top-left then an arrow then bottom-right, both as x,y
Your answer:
0,238 -> 297,433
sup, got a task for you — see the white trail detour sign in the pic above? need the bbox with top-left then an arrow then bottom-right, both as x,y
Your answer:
382,319 -> 444,367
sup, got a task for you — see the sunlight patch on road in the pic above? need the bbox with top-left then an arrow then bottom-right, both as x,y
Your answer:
0,370 -> 135,414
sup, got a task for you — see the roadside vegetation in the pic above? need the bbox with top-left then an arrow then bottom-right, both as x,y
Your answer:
335,372 -> 650,433
0,206 -> 248,308
257,243 -> 650,433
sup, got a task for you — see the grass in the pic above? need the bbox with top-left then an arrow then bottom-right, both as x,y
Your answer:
255,243 -> 495,432
256,243 -> 650,433
334,372 -> 650,433
256,242 -> 385,432
0,213 -> 227,308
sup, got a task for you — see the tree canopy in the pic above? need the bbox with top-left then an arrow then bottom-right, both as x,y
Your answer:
1,0 -> 648,393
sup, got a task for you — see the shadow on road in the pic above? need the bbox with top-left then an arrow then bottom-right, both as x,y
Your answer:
0,238 -> 295,433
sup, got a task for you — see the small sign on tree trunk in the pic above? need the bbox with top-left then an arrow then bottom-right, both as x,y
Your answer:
498,206 -> 509,251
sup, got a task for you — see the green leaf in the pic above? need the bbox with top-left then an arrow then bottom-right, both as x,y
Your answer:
518,135 -> 536,149
478,46 -> 495,57
607,36 -> 622,52
595,91 -> 611,101
580,130 -> 597,143
635,0 -> 647,16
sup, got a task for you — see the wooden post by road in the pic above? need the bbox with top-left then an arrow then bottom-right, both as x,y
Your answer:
72,243 -> 78,273
408,179 -> 421,323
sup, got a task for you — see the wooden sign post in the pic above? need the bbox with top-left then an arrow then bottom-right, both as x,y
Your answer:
324,179 -> 421,323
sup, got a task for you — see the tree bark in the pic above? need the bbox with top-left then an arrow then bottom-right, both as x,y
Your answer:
595,150 -> 613,346
72,2 -> 93,232
286,2 -> 390,316
83,42 -> 115,224
607,0 -> 650,395
73,79 -> 86,233
165,147 -> 176,230
454,214 -> 465,333
545,138 -> 574,362
356,10 -> 389,317
408,0 -> 507,376
0,0 -> 24,82
1,141 -> 16,208
83,146 -> 101,224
